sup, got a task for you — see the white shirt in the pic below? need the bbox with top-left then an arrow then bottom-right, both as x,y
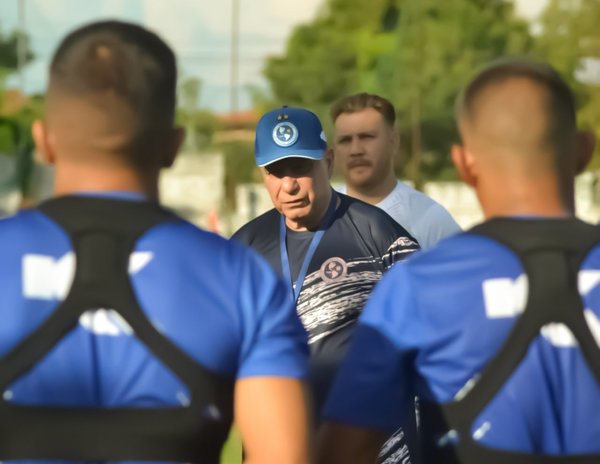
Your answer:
339,181 -> 461,249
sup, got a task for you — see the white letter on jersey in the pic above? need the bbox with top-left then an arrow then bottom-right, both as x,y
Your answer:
22,251 -> 153,336
482,270 -> 600,348
23,253 -> 75,300
482,274 -> 528,318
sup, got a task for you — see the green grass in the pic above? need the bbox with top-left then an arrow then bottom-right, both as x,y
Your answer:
220,427 -> 242,464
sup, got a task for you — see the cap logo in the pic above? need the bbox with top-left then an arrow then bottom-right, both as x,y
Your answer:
272,121 -> 299,147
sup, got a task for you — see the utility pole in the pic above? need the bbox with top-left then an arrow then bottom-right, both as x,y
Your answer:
17,0 -> 26,89
230,0 -> 240,114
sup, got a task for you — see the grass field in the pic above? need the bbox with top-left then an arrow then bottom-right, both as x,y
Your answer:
220,428 -> 242,464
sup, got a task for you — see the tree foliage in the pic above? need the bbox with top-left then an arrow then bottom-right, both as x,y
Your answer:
0,29 -> 34,74
263,0 -> 559,184
536,0 -> 600,167
0,27 -> 37,198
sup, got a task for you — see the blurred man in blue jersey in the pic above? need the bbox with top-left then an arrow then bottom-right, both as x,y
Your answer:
0,20 -> 310,463
319,59 -> 600,464
233,107 -> 420,463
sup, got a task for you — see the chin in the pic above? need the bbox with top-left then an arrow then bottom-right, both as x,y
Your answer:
284,210 -> 310,221
282,207 -> 312,222
348,174 -> 375,189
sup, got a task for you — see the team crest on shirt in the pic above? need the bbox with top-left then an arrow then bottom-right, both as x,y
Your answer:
319,257 -> 348,282
272,122 -> 298,147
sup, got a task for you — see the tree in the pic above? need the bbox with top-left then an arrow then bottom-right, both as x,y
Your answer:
384,0 -> 533,186
536,0 -> 600,168
0,28 -> 34,103
264,0 -> 535,185
0,28 -> 36,201
176,77 -> 220,151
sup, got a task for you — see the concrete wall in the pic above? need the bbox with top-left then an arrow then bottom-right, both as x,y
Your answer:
159,152 -> 224,228
0,152 -> 225,232
3,150 -> 600,237
232,172 -> 600,234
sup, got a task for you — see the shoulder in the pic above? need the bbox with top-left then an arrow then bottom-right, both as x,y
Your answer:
389,182 -> 451,220
380,182 -> 460,247
231,208 -> 280,246
366,230 -> 524,331
138,217 -> 275,278
0,208 -> 71,251
340,193 -> 419,248
397,229 -> 524,303
0,208 -> 59,233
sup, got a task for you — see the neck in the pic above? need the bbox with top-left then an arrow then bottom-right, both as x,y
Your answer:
477,171 -> 573,219
52,161 -> 160,200
346,173 -> 396,205
285,188 -> 333,232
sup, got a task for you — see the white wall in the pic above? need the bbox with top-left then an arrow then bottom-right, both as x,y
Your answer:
3,152 -> 600,237
232,172 -> 600,234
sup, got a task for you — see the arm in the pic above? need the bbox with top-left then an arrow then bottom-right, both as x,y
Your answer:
377,216 -> 420,270
234,246 -> 312,462
318,265 -> 419,462
317,422 -> 385,464
236,377 -> 312,464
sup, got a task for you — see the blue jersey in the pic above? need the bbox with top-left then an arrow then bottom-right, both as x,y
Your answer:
0,194 -> 308,460
324,223 -> 600,455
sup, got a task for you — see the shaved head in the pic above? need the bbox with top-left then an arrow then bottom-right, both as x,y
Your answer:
451,59 -> 595,217
455,60 -> 577,173
46,20 -> 177,167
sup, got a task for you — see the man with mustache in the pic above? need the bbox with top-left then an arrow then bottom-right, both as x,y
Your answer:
319,60 -> 600,464
332,93 -> 460,249
232,107 -> 420,462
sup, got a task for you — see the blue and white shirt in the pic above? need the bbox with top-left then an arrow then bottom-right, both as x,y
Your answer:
0,194 -> 308,411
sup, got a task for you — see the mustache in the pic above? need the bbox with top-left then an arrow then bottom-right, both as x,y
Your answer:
347,158 -> 371,169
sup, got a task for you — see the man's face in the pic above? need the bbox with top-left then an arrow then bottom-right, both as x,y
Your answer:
262,156 -> 332,225
334,108 -> 397,190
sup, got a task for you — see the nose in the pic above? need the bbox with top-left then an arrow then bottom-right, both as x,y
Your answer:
350,137 -> 364,156
281,176 -> 300,194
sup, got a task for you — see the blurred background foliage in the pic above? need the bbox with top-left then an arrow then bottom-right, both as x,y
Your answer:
263,0 -> 599,185
0,0 -> 598,202
0,25 -> 36,199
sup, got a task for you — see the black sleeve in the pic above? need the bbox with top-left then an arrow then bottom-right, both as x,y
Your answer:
230,224 -> 252,245
369,209 -> 420,270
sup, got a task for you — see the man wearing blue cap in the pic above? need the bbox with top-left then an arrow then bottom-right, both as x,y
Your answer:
233,106 -> 420,462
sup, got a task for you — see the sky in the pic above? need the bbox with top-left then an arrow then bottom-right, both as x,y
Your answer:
0,0 -> 548,113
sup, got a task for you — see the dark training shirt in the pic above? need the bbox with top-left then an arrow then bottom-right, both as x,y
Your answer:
232,192 -> 420,411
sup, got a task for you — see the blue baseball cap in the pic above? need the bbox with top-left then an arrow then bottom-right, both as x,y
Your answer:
255,106 -> 327,167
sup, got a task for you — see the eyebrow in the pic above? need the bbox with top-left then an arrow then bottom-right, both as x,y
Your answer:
336,130 -> 377,140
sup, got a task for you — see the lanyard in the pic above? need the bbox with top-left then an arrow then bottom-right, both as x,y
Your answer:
279,191 -> 338,302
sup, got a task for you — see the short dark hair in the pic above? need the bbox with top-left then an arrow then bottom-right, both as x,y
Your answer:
331,92 -> 396,126
48,20 -> 177,158
456,58 -> 577,139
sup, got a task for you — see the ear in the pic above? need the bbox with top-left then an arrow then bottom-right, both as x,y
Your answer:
32,120 -> 55,165
325,147 -> 335,178
451,144 -> 478,188
162,126 -> 185,168
575,130 -> 596,174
